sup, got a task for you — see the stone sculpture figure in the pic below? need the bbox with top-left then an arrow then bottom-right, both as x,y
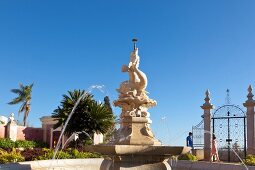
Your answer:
9,113 -> 15,122
112,41 -> 160,145
114,46 -> 156,118
121,48 -> 147,95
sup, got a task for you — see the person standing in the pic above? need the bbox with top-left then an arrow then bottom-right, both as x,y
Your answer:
210,134 -> 220,162
186,132 -> 193,148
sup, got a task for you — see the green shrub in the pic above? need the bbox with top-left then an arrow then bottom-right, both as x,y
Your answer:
36,148 -> 72,160
80,152 -> 101,158
0,138 -> 48,150
178,153 -> 198,161
55,150 -> 72,159
70,149 -> 101,158
15,140 -> 48,149
244,154 -> 255,166
34,140 -> 48,148
36,148 -> 54,160
15,140 -> 36,149
21,148 -> 44,161
36,148 -> 101,160
71,149 -> 79,157
0,148 -> 24,164
0,147 -> 101,163
0,138 -> 15,149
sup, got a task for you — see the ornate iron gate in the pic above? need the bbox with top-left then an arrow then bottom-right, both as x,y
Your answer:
192,119 -> 204,149
212,104 -> 246,162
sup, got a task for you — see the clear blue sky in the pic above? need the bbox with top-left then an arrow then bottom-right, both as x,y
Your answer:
0,0 -> 255,146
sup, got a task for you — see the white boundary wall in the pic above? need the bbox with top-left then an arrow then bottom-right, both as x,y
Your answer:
1,159 -> 255,170
169,160 -> 254,170
0,158 -> 108,170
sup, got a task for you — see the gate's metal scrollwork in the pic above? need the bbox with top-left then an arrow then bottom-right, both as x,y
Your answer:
192,89 -> 247,162
212,104 -> 246,162
192,119 -> 204,149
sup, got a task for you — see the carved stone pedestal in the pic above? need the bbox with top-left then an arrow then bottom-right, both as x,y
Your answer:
115,117 -> 161,145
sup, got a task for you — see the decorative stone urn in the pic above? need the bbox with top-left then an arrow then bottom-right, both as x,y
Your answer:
86,39 -> 190,170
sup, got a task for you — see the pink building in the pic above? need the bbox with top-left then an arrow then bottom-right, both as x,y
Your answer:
0,116 -> 62,148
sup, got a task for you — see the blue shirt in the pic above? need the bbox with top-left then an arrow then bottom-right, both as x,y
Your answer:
186,136 -> 193,147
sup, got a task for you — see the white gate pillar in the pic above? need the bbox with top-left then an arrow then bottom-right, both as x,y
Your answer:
243,85 -> 255,155
201,90 -> 214,161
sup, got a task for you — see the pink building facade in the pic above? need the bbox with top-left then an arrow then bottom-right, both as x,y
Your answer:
0,116 -> 61,148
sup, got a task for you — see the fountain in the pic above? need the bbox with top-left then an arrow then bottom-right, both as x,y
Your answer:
85,39 -> 190,170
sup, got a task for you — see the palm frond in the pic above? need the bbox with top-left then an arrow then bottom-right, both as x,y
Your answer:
52,89 -> 114,136
8,97 -> 23,105
19,102 -> 26,114
10,89 -> 24,95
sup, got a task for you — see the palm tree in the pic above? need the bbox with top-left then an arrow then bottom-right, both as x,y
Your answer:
8,83 -> 33,126
52,90 -> 115,142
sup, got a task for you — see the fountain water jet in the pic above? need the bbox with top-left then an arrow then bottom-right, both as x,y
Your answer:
61,131 -> 93,150
228,145 -> 248,170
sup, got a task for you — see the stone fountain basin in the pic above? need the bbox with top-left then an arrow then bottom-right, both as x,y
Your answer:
86,145 -> 191,156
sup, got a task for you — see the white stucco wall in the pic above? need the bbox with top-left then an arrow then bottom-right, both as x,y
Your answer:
1,159 -> 254,170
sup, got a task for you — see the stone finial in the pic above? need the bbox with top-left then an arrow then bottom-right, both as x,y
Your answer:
243,85 -> 255,107
201,89 -> 214,109
204,89 -> 211,104
9,113 -> 15,122
247,85 -> 254,101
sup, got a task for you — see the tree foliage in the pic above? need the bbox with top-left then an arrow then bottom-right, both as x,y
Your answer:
8,83 -> 33,126
52,90 -> 115,139
103,96 -> 116,142
104,96 -> 113,113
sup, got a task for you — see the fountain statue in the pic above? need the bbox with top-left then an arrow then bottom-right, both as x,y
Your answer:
112,39 -> 160,145
86,39 -> 190,170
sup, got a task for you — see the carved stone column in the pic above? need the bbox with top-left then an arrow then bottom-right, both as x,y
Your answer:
201,90 -> 214,161
243,85 -> 255,155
